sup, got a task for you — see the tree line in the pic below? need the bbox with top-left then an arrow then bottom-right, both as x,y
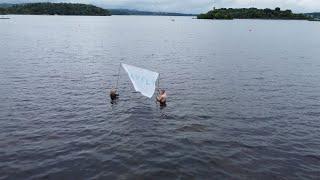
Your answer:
0,3 -> 111,16
197,8 -> 310,20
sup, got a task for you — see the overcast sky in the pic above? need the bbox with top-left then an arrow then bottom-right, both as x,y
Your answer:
2,0 -> 320,13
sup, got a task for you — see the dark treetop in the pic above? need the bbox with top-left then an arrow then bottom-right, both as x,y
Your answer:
197,7 -> 311,20
0,3 -> 111,16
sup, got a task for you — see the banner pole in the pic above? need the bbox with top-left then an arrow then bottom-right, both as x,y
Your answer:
158,74 -> 160,92
156,74 -> 160,104
115,63 -> 121,90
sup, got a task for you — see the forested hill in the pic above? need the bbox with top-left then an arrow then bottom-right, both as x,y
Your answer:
198,8 -> 310,20
0,3 -> 196,16
0,3 -> 111,16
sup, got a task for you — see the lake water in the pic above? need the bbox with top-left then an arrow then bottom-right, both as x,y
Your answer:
1,15 -> 320,179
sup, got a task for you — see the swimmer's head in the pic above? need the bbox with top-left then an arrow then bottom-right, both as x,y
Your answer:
110,89 -> 116,94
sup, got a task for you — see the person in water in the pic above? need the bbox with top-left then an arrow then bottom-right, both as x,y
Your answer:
156,89 -> 167,106
110,88 -> 119,101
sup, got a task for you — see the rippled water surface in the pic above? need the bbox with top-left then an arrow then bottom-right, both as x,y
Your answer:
1,16 -> 320,179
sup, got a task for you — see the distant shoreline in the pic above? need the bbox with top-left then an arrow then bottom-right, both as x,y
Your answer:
109,9 -> 196,16
0,14 -> 196,18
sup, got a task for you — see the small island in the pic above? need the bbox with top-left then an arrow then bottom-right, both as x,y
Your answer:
197,7 -> 311,20
0,3 -> 111,16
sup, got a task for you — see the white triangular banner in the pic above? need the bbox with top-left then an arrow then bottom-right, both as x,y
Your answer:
121,63 -> 159,98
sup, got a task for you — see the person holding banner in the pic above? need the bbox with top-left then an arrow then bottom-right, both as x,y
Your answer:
156,89 -> 167,106
110,88 -> 119,101
110,63 -> 167,107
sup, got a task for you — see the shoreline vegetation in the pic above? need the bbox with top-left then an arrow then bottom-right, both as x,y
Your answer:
197,7 -> 317,21
0,3 -> 111,16
0,3 -> 195,16
0,3 -> 319,20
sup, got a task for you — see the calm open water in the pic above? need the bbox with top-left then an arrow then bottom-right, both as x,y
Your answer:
0,15 -> 320,179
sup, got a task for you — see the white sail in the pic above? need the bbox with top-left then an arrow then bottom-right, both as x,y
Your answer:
121,63 -> 159,98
